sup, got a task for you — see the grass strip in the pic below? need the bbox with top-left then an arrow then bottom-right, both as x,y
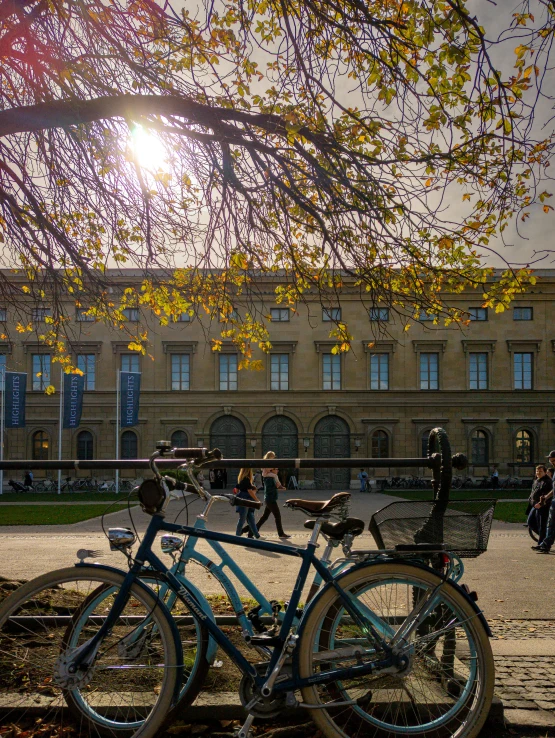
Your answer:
0,504 -> 132,525
0,492 -> 132,503
493,501 -> 528,524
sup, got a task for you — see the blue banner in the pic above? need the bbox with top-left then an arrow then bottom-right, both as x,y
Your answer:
63,373 -> 85,429
120,371 -> 141,427
4,372 -> 27,428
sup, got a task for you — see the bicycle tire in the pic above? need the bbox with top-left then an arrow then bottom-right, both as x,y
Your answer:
528,525 -> 539,542
0,566 -> 180,738
64,571 -> 210,722
297,561 -> 494,738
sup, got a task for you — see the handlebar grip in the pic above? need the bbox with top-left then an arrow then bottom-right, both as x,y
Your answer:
173,481 -> 201,494
173,447 -> 207,459
200,448 -> 222,463
233,496 -> 262,510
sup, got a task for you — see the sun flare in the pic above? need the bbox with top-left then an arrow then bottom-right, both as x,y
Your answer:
129,125 -> 167,171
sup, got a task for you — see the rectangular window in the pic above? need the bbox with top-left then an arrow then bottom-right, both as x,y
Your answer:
369,307 -> 389,322
469,307 -> 488,321
171,354 -> 190,390
32,354 -> 51,390
469,352 -> 488,390
32,307 -> 51,322
0,354 -> 5,390
122,308 -> 139,322
370,353 -> 389,390
220,354 -> 238,391
76,308 -> 95,322
322,307 -> 341,322
77,354 -> 96,390
514,352 -> 533,390
219,308 -> 238,322
270,308 -> 290,322
270,354 -> 289,390
420,312 -> 437,321
323,353 -> 341,390
514,307 -> 533,321
121,354 -> 140,373
0,308 -> 7,322
176,312 -> 191,322
420,353 -> 439,390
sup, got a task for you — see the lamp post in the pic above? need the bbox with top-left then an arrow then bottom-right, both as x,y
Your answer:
250,439 -> 257,457
354,437 -> 361,453
197,437 -> 204,448
303,437 -> 310,456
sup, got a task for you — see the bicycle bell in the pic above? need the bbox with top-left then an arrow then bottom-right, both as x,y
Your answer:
108,527 -> 136,551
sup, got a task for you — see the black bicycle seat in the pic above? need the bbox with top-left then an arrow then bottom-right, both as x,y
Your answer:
304,517 -> 365,540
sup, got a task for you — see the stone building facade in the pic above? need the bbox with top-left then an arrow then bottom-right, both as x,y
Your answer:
2,270 -> 555,487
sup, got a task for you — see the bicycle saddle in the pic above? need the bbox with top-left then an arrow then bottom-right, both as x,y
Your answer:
304,516 -> 365,539
285,492 -> 351,516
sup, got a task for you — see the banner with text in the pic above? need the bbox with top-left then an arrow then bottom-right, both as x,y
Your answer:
63,373 -> 85,429
120,371 -> 141,427
5,372 -> 27,428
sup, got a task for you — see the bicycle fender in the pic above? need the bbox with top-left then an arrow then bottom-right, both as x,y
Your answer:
74,561 -> 186,700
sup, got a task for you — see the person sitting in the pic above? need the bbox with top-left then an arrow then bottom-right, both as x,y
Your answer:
235,468 -> 260,539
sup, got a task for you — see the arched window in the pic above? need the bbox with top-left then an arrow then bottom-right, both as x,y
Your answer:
77,430 -> 94,460
171,430 -> 188,449
516,429 -> 533,463
471,430 -> 489,464
371,430 -> 389,458
32,430 -> 49,460
121,430 -> 138,460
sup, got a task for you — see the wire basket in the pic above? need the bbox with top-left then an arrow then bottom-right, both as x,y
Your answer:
369,499 -> 497,558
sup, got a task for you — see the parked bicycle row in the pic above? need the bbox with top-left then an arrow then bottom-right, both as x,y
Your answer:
7,475 -> 137,493
372,473 -> 532,491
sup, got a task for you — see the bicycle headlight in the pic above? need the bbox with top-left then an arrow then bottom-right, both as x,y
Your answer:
108,527 -> 136,551
161,534 -> 183,554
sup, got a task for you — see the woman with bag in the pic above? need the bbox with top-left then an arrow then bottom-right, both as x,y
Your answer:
235,468 -> 261,538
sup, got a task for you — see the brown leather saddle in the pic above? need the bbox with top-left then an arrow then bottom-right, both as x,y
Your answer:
285,491 -> 351,516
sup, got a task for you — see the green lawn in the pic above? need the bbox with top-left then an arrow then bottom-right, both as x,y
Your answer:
380,489 -> 528,501
0,492 -> 132,503
0,504 -> 132,525
492,501 -> 528,524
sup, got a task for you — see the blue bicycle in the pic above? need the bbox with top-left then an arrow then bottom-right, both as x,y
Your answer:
0,441 -> 495,738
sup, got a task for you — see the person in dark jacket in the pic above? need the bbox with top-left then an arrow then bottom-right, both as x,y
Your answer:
235,468 -> 260,538
527,465 -> 552,544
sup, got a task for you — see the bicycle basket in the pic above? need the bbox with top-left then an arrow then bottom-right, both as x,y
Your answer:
368,498 -> 497,558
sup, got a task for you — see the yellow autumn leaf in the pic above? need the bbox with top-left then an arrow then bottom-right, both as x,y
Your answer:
45,385 -> 56,395
425,178 -> 432,187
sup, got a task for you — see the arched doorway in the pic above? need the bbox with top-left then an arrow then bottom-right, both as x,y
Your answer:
262,416 -> 299,486
314,415 -> 350,489
210,416 -> 246,486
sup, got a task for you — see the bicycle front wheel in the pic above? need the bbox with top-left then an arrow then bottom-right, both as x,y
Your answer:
0,566 -> 180,738
297,562 -> 494,738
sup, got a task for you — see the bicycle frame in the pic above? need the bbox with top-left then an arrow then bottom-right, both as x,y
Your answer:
74,512 -> 412,694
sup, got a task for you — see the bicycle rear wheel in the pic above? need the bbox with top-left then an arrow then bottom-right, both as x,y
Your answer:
297,562 -> 494,738
0,567 -> 180,738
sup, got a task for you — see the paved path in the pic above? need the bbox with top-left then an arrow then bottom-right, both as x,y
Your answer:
1,489 -> 554,728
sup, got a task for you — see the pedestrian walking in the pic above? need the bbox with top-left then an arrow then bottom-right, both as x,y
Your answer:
234,468 -> 261,539
533,451 -> 555,553
527,465 -> 552,545
248,451 -> 291,539
357,468 -> 369,492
